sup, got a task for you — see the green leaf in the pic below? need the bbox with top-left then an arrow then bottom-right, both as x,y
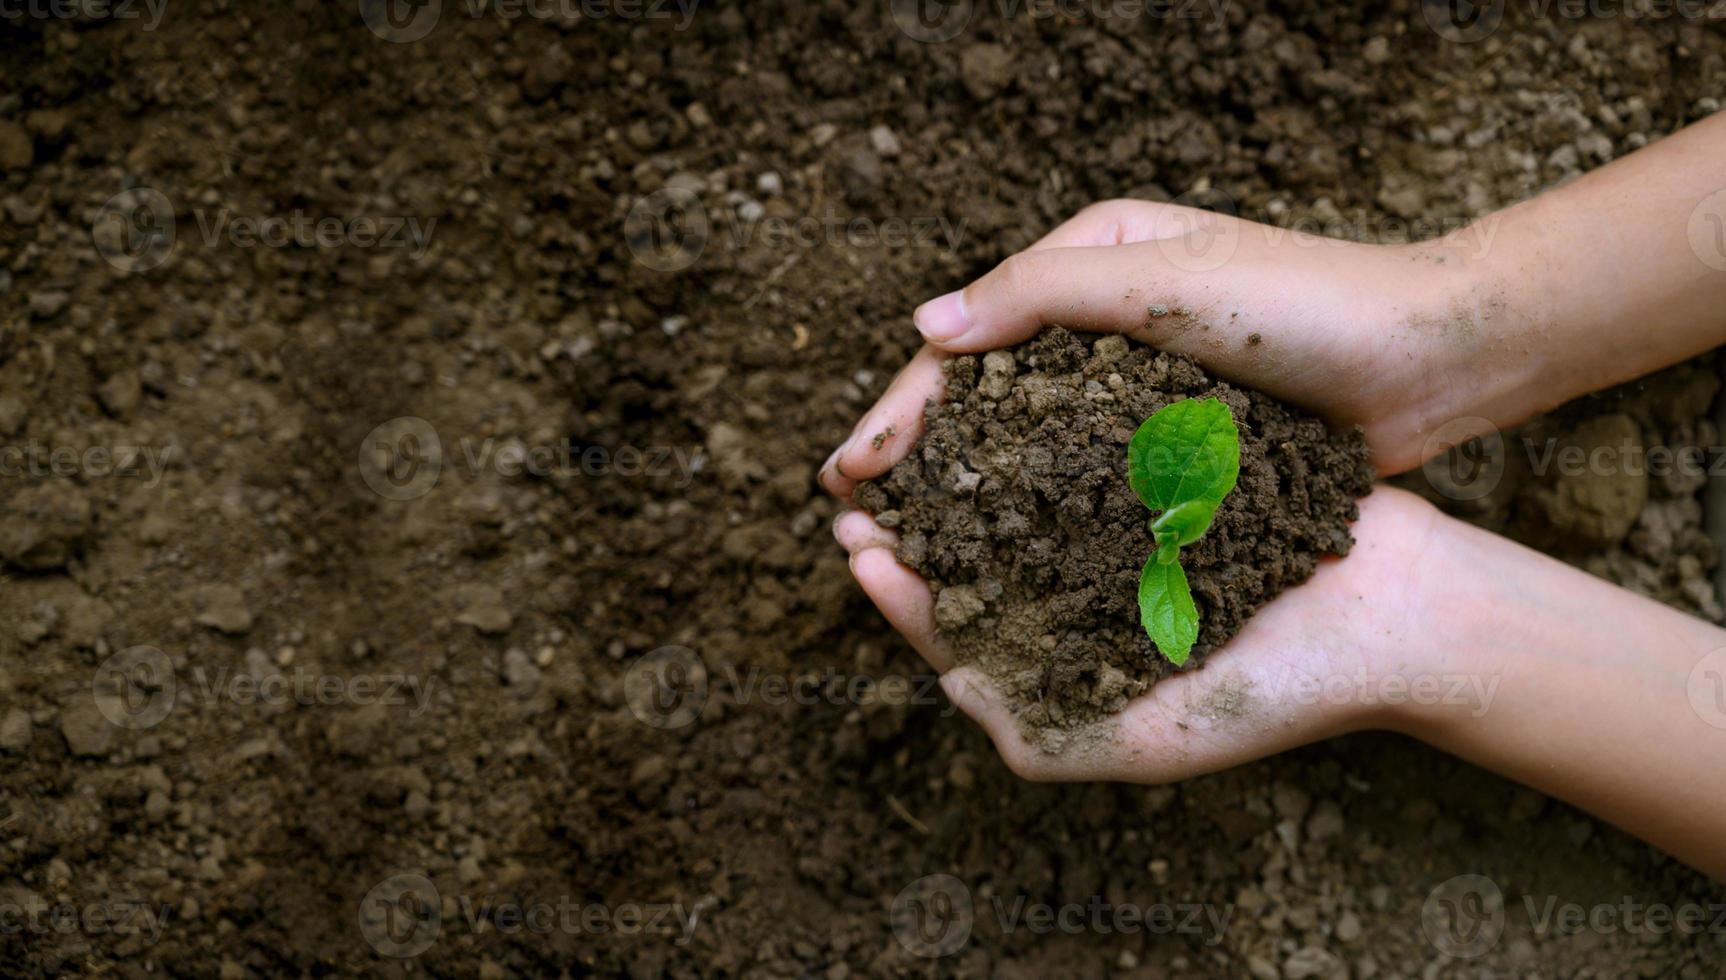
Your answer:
1139,553 -> 1198,665
1128,397 -> 1240,666
1127,398 -> 1241,513
1149,499 -> 1219,548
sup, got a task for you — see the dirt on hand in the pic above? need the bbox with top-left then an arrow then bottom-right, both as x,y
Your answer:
855,329 -> 1374,747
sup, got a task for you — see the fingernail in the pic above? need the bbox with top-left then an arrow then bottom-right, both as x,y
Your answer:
821,438 -> 852,480
915,290 -> 970,342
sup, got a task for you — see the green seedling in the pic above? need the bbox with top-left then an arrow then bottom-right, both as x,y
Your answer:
1127,397 -> 1241,666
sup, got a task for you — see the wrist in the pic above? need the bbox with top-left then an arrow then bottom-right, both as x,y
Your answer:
1377,214 -> 1552,467
1332,492 -> 1505,738
1369,506 -> 1509,742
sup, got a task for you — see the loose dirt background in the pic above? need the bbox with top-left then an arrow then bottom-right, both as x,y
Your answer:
3,1 -> 1726,976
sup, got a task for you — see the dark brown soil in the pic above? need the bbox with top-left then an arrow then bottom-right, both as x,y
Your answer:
855,329 -> 1373,739
5,3 -> 1726,978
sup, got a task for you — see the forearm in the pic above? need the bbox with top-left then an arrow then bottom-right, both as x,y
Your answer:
1430,110 -> 1726,428
1391,511 -> 1726,879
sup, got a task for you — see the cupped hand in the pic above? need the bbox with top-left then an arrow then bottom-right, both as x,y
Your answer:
821,198 -> 1487,779
821,196 -> 1502,497
833,487 -> 1452,781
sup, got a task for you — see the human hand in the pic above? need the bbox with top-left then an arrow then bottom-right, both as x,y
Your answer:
821,196 -> 1506,494
833,482 -> 1460,780
838,445 -> 1726,880
818,198 -> 1494,777
815,129 -> 1726,870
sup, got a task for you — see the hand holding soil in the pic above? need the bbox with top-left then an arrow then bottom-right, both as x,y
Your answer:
823,195 -> 1501,480
819,202 -> 1448,769
822,115 -> 1726,879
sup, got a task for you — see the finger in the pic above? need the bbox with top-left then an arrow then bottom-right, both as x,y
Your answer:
939,667 -> 1128,782
823,199 -> 1233,501
1026,199 -> 1197,251
938,667 -> 1044,769
832,509 -> 898,555
849,546 -> 956,674
819,345 -> 947,499
826,201 -> 1195,502
911,235 -> 1243,354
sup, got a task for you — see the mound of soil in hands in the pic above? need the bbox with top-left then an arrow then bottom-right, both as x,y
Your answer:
855,329 -> 1374,746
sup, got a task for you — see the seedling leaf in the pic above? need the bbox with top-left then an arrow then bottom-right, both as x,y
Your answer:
1139,553 -> 1198,665
1127,398 -> 1241,512
1128,397 -> 1241,665
1149,499 -> 1219,549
